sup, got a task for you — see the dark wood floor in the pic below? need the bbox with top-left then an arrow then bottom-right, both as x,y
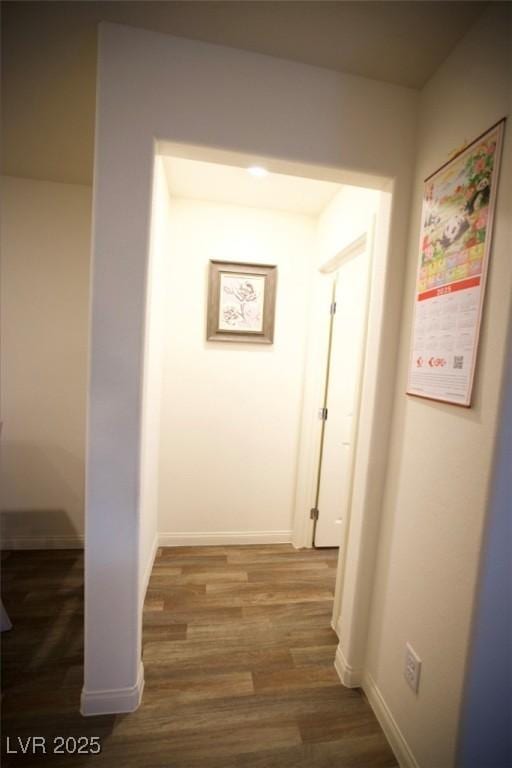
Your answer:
1,545 -> 397,767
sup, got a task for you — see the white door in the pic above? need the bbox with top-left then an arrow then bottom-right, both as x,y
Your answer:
314,248 -> 369,547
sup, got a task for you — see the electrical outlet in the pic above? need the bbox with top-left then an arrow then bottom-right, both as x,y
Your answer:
404,643 -> 421,693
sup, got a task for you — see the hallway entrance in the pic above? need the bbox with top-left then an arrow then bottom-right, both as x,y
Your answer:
143,152 -> 383,556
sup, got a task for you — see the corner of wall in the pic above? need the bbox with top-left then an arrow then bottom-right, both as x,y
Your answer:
81,661 -> 145,717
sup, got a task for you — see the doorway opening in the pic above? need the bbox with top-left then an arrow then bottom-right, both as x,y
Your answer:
140,142 -> 393,634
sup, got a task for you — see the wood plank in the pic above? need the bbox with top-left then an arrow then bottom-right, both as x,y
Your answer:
252,665 -> 340,694
298,709 -> 383,744
136,670 -> 255,703
291,644 -> 338,668
205,582 -> 334,605
153,570 -> 249,585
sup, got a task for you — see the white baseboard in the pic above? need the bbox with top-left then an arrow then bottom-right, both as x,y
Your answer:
362,672 -> 419,768
81,662 -> 145,716
334,643 -> 363,687
140,534 -> 159,606
2,531 -> 294,550
158,530 -> 292,546
1,534 -> 84,550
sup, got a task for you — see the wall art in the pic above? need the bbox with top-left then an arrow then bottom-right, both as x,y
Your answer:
207,261 -> 277,343
406,119 -> 505,406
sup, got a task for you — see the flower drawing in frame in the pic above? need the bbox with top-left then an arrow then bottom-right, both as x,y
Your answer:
219,274 -> 265,332
207,261 -> 277,343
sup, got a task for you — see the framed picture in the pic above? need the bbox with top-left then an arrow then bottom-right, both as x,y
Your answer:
406,118 -> 505,406
207,261 -> 277,343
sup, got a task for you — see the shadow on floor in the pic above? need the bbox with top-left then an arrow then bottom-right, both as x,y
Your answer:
1,549 -> 116,766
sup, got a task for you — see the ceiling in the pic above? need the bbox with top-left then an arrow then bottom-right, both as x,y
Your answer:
1,1 -> 490,186
163,156 -> 342,216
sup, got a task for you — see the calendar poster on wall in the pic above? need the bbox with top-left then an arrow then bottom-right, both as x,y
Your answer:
407,119 -> 505,406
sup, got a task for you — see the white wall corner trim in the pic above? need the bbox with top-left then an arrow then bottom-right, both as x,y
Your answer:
362,673 -> 420,768
334,643 -> 362,687
140,533 -> 159,606
81,662 -> 145,717
159,531 -> 292,547
0,535 -> 84,550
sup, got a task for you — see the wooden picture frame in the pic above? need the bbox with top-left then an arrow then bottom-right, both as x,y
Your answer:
207,260 -> 277,344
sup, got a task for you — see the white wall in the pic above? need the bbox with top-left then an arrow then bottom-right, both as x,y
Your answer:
316,184 -> 380,267
364,6 -> 512,767
157,197 -> 315,545
0,177 -> 91,547
138,157 -> 170,599
84,21 -> 417,713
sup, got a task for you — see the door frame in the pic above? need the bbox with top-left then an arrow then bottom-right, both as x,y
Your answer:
292,188 -> 395,667
309,233 -> 369,548
292,229 -> 371,551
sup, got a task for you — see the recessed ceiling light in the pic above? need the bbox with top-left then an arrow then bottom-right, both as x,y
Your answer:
247,165 -> 268,178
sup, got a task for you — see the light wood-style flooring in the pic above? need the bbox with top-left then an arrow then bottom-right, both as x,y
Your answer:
1,545 -> 397,767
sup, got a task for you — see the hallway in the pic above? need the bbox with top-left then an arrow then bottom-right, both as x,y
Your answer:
2,545 -> 396,766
